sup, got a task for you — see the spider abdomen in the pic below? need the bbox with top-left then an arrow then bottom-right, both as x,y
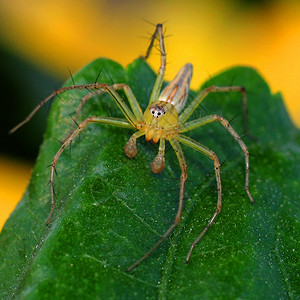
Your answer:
159,63 -> 193,113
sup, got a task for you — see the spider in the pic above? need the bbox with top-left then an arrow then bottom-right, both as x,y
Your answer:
10,23 -> 254,272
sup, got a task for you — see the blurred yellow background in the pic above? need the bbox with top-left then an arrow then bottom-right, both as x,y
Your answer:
1,0 -> 299,229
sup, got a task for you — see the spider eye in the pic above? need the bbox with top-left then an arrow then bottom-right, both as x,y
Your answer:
150,105 -> 165,118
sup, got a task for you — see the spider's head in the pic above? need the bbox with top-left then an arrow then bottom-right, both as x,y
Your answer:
149,105 -> 166,118
143,101 -> 179,143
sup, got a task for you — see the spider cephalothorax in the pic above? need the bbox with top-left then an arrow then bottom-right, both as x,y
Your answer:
144,101 -> 179,143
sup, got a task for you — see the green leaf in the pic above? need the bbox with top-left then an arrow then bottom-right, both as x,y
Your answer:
1,58 -> 299,299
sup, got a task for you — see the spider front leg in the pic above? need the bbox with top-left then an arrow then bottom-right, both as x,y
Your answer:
175,135 -> 222,263
126,138 -> 187,272
76,83 -> 143,122
65,83 -> 144,141
10,82 -> 139,134
179,85 -> 251,137
47,116 -> 133,225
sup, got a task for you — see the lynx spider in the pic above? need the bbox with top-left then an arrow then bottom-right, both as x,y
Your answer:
11,24 -> 254,272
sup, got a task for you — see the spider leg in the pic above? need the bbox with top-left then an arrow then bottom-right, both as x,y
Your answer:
114,84 -> 143,120
142,23 -> 167,106
180,114 -> 254,204
179,85 -> 251,137
64,89 -> 108,141
126,138 -> 187,272
10,83 -> 139,133
47,116 -> 133,225
175,134 -> 222,263
65,83 -> 143,141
